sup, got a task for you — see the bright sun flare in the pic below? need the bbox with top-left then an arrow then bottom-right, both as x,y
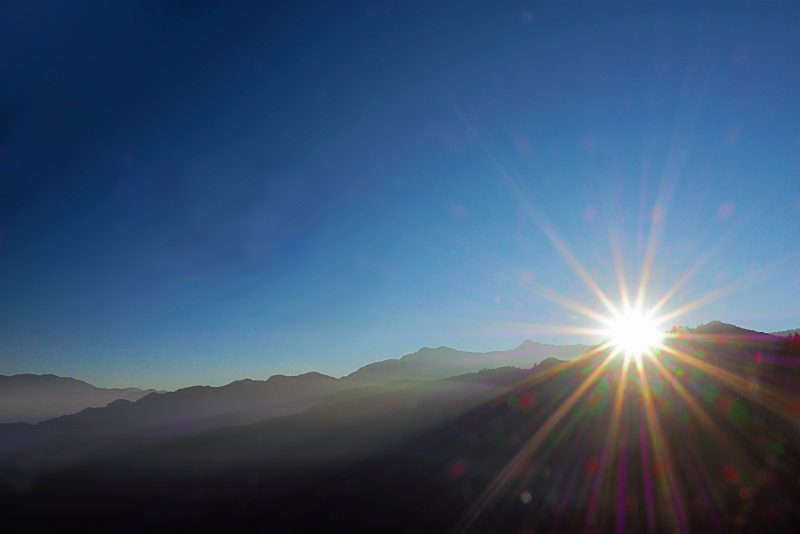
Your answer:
604,309 -> 664,359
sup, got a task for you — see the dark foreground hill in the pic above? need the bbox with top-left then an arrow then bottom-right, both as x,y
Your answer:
2,326 -> 800,532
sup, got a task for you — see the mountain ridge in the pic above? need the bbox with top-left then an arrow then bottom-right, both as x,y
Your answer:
0,340 -> 589,461
0,374 -> 156,424
689,320 -> 782,339
4,326 -> 799,531
2,323 -> 761,433
344,340 -> 591,385
770,327 -> 800,337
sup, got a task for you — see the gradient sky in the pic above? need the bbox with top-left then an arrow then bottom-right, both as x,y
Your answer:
2,1 -> 800,389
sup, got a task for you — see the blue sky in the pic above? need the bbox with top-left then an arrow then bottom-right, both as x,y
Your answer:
2,1 -> 799,389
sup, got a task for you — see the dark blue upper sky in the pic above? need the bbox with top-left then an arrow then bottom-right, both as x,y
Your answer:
2,1 -> 800,388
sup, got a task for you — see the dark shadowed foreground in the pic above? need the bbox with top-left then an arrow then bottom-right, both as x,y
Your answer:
2,324 -> 800,532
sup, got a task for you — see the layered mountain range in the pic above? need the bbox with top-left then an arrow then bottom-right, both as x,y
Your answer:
0,375 -> 155,424
2,322 -> 800,531
0,339 -> 589,430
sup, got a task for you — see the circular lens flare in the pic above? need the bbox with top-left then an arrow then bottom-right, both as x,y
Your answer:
605,309 -> 664,359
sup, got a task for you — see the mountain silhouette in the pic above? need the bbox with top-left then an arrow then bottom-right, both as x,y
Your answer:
0,371 -> 349,463
0,340 -> 589,460
770,327 -> 800,337
3,324 -> 800,531
691,320 -> 778,338
0,374 -> 155,424
344,341 -> 590,385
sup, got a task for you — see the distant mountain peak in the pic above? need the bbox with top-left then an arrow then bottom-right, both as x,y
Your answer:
298,371 -> 336,380
691,321 -> 776,338
697,320 -> 736,329
1,373 -> 88,385
0,375 -> 155,424
769,327 -> 800,337
401,346 -> 461,359
694,320 -> 747,331
417,345 -> 457,353
344,340 -> 589,386
265,371 -> 336,383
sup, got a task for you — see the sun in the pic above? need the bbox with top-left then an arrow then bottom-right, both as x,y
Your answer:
604,308 -> 664,359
